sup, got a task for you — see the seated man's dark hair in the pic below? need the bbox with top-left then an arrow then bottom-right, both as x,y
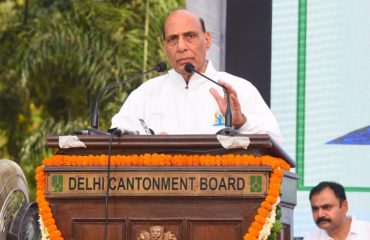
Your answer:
309,181 -> 347,205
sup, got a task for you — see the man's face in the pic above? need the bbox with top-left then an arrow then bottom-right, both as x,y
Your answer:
163,10 -> 211,79
310,187 -> 348,233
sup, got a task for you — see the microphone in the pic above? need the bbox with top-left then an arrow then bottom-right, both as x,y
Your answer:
98,63 -> 166,240
94,64 -> 166,240
96,62 -> 166,240
184,63 -> 237,136
87,62 -> 167,135
108,127 -> 140,136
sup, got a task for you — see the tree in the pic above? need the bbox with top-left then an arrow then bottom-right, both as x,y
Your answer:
0,0 -> 185,200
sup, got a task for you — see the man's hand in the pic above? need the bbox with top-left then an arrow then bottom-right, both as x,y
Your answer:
209,80 -> 247,129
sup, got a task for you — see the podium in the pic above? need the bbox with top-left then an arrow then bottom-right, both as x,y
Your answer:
40,134 -> 297,240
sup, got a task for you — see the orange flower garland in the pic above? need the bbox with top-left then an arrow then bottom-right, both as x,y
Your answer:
36,154 -> 290,240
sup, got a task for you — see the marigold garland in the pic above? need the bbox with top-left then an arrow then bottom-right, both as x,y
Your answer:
35,154 -> 290,240
258,197 -> 280,240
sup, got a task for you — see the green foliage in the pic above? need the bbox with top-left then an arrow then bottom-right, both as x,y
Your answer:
268,205 -> 283,240
275,205 -> 282,219
267,232 -> 276,240
0,0 -> 185,200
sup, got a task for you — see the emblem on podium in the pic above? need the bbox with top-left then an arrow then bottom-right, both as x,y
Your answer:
137,226 -> 177,240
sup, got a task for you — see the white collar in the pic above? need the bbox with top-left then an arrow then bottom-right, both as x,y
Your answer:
348,215 -> 361,235
321,215 -> 359,239
168,60 -> 218,88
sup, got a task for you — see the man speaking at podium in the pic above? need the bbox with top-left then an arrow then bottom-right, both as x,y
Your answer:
111,9 -> 283,145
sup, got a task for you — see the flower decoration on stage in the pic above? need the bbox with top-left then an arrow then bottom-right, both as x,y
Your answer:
36,166 -> 62,240
36,154 -> 290,240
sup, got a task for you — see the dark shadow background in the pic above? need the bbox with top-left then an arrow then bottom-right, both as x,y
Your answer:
225,0 -> 272,106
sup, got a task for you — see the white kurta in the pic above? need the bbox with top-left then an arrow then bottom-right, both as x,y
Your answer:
111,61 -> 283,145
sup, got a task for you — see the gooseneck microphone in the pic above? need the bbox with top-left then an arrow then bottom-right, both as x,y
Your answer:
98,62 -> 165,240
184,63 -> 237,136
88,62 -> 167,135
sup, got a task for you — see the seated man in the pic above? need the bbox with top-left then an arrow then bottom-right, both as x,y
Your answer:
111,10 -> 283,145
305,181 -> 370,239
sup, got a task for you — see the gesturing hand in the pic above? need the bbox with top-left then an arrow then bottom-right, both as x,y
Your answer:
209,80 -> 246,129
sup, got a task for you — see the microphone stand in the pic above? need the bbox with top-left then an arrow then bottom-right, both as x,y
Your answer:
216,91 -> 238,136
184,64 -> 238,136
74,62 -> 167,135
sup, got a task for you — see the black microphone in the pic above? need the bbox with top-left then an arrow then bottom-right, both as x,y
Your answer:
184,63 -> 237,136
98,62 -> 165,240
87,62 -> 167,135
108,127 -> 140,136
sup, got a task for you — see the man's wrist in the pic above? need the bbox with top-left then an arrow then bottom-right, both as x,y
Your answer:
233,114 -> 247,129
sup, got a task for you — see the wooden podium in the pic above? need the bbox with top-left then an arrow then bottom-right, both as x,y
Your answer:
43,134 -> 297,240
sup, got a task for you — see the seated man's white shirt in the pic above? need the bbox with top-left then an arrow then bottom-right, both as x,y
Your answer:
111,61 -> 283,145
304,216 -> 370,240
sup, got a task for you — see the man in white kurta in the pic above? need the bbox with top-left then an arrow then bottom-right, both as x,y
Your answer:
111,61 -> 283,145
111,10 -> 283,145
